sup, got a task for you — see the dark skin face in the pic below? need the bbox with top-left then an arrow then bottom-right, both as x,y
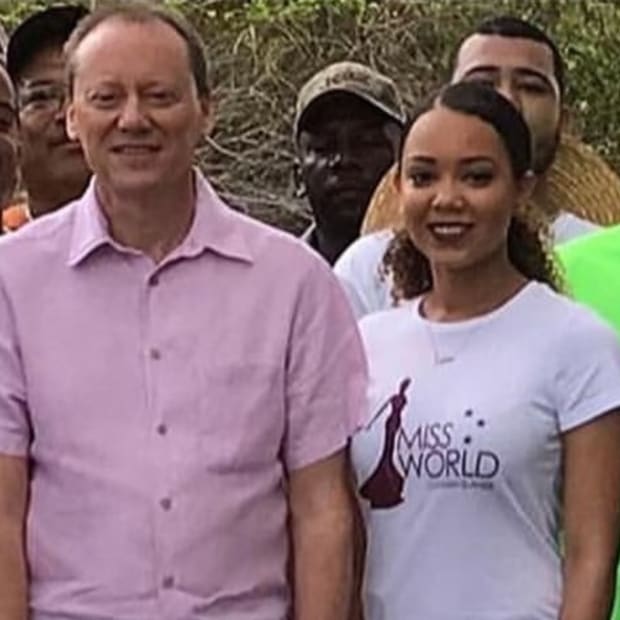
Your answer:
297,92 -> 400,261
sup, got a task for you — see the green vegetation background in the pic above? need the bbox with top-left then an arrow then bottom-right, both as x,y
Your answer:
1,0 -> 619,231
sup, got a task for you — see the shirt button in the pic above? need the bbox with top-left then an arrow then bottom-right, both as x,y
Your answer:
149,274 -> 160,287
162,575 -> 174,589
160,497 -> 172,511
149,348 -> 161,361
156,423 -> 168,436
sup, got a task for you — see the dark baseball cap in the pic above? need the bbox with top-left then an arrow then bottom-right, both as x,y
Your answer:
294,61 -> 406,140
7,5 -> 89,83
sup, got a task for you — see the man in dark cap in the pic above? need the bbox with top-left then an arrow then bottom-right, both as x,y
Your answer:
3,5 -> 90,229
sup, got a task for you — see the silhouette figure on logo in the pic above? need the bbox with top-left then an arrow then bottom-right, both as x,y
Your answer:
360,378 -> 411,509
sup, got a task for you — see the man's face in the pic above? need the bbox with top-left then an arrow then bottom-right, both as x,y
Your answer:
452,34 -> 562,174
0,65 -> 18,210
17,46 -> 90,214
297,92 -> 400,237
67,18 -> 210,196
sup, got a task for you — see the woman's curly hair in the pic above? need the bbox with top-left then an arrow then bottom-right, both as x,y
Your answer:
382,82 -> 562,302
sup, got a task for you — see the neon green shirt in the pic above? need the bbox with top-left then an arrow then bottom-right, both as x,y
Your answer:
558,225 -> 620,620
558,225 -> 620,338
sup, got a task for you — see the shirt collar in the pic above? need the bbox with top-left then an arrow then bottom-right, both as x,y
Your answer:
68,169 -> 254,267
301,221 -> 319,249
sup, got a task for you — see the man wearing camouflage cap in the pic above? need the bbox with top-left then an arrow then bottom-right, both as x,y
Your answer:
294,61 -> 405,264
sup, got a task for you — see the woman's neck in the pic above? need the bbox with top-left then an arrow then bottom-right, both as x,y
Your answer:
423,254 -> 528,322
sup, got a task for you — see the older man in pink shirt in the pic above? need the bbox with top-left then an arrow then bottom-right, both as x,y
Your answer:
0,5 -> 367,620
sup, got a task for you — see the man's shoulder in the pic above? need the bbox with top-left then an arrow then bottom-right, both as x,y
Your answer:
334,229 -> 394,281
334,230 -> 395,319
557,225 -> 620,331
197,175 -> 321,276
558,223 -> 620,268
552,211 -> 599,245
0,202 -> 78,279
558,224 -> 620,256
223,205 -> 330,277
337,229 -> 394,268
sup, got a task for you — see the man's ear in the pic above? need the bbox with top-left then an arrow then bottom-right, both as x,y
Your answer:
558,104 -> 572,135
293,158 -> 306,198
66,102 -> 79,141
384,121 -> 402,160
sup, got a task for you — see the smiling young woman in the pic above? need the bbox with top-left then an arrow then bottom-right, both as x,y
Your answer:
351,82 -> 620,620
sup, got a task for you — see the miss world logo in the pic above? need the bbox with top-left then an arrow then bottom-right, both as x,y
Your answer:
360,379 -> 500,510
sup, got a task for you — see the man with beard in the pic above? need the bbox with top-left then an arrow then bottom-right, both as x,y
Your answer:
2,5 -> 91,231
334,16 -> 599,318
294,61 -> 405,264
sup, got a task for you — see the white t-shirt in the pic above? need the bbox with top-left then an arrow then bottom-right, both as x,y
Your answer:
352,282 -> 620,620
335,213 -> 599,319
334,229 -> 394,319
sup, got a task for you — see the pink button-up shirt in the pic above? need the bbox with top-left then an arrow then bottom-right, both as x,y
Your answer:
0,172 -> 367,620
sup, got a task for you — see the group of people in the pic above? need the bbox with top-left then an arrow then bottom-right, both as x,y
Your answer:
0,3 -> 619,620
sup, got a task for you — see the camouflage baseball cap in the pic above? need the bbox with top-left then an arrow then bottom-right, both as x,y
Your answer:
294,61 -> 406,140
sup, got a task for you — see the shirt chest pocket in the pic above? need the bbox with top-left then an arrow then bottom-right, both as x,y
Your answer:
195,361 -> 286,470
